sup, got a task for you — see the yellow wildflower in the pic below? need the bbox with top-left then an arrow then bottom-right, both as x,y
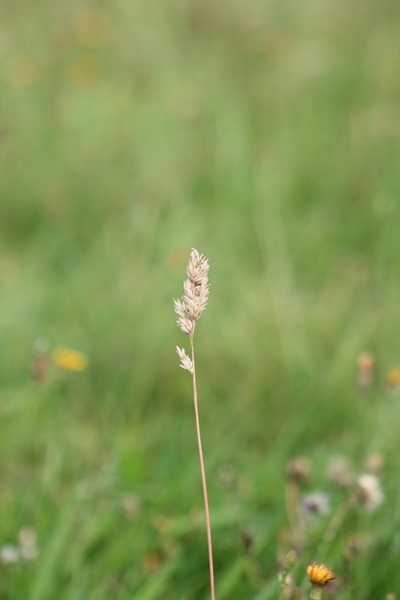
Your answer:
52,347 -> 88,372
307,563 -> 335,587
69,55 -> 103,88
74,10 -> 112,48
387,368 -> 400,388
5,55 -> 43,88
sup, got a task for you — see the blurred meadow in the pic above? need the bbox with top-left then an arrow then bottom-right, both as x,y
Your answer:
1,0 -> 400,598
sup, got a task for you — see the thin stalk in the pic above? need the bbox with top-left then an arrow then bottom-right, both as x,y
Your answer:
190,334 -> 215,600
316,496 -> 354,559
284,480 -> 305,550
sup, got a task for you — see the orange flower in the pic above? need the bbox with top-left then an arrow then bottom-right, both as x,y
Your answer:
52,347 -> 88,372
307,563 -> 335,587
357,351 -> 375,374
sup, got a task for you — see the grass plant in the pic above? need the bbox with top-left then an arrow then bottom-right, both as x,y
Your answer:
175,248 -> 214,600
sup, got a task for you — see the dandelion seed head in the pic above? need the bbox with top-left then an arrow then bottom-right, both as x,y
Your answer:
0,545 -> 19,565
301,492 -> 330,516
357,473 -> 384,512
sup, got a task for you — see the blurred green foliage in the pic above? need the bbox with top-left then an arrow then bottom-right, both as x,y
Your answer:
1,0 -> 400,598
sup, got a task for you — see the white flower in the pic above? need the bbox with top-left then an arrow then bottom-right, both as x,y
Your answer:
0,545 -> 19,565
357,474 -> 384,512
327,457 -> 353,487
18,528 -> 38,561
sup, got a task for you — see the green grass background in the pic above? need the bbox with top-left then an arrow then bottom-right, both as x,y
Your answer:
1,0 -> 400,598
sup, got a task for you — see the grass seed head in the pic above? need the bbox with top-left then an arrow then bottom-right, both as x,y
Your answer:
176,346 -> 194,374
174,248 -> 209,335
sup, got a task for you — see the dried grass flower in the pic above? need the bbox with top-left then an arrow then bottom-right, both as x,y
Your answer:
174,248 -> 209,336
176,346 -> 194,374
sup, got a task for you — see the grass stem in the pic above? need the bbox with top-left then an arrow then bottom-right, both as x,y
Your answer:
190,334 -> 215,600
